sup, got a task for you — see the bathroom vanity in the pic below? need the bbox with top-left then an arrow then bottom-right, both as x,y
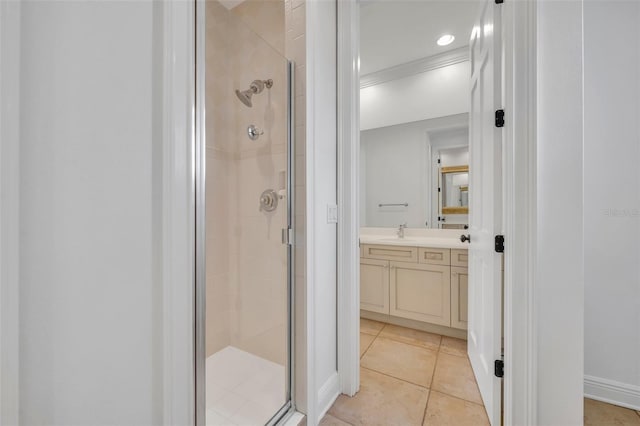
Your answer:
359,228 -> 468,339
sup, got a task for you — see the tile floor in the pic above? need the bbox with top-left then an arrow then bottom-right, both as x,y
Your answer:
323,319 -> 640,426
325,319 -> 488,426
206,346 -> 286,426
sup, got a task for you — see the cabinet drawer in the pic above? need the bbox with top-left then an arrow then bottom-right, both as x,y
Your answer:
360,258 -> 390,314
418,247 -> 450,266
389,261 -> 451,326
451,266 -> 468,330
451,249 -> 468,267
362,244 -> 418,262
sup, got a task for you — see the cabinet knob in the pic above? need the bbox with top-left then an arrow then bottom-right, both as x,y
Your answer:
460,234 -> 471,243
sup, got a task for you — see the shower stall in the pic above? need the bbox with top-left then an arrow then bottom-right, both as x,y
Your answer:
197,1 -> 295,425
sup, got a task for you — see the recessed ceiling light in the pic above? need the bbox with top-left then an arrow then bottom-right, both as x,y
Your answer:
437,34 -> 455,46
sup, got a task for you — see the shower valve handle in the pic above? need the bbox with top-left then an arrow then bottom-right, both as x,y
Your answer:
247,125 -> 264,141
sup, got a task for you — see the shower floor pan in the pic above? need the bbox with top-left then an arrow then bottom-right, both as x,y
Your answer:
206,346 -> 286,425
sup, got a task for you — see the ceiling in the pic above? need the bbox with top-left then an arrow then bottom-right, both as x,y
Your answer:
360,0 -> 480,75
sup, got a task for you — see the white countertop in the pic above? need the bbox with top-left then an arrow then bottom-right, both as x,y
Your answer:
360,227 -> 468,250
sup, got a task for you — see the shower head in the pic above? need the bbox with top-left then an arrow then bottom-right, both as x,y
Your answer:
235,79 -> 273,108
235,89 -> 254,107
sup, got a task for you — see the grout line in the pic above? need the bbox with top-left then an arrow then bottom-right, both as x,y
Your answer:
360,322 -> 484,414
429,347 -> 486,408
360,366 -> 430,390
375,331 -> 443,352
328,413 -> 355,426
360,333 -> 375,359
428,389 -> 487,408
359,319 -> 385,338
421,339 -> 442,425
371,334 -> 439,356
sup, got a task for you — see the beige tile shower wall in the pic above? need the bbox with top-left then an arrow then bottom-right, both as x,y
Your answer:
231,0 -> 285,57
226,1 -> 290,366
204,0 -> 307,374
205,0 -> 234,357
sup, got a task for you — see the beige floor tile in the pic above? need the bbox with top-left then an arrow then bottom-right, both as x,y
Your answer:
431,353 -> 482,404
423,391 -> 489,426
360,333 -> 375,358
329,368 -> 429,426
319,413 -> 352,426
439,336 -> 467,357
360,318 -> 385,335
361,337 -> 437,388
378,324 -> 441,351
584,398 -> 640,426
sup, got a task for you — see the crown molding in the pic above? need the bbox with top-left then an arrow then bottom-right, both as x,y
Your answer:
360,46 -> 469,89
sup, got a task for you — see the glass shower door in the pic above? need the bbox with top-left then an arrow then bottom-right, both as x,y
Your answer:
200,1 -> 294,425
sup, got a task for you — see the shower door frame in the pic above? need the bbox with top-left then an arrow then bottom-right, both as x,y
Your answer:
194,2 -> 296,424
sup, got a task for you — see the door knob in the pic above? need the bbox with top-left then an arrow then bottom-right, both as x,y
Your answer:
460,234 -> 471,243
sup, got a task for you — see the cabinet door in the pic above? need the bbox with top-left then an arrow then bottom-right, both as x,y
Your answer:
451,266 -> 468,330
389,261 -> 451,326
360,258 -> 390,314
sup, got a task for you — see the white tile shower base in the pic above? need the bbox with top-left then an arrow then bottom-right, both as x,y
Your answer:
206,346 -> 286,426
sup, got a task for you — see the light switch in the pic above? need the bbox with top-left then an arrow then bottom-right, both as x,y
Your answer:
327,204 -> 338,224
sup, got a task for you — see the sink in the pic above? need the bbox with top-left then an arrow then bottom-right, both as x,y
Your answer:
378,238 -> 416,243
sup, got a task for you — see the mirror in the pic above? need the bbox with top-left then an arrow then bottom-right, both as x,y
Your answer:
441,166 -> 469,214
358,1 -> 475,229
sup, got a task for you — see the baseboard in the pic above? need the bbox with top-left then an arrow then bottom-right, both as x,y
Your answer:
316,372 -> 340,423
361,310 -> 467,340
585,375 -> 640,411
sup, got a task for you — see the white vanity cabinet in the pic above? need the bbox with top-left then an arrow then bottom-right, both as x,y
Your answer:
360,258 -> 390,314
360,243 -> 468,331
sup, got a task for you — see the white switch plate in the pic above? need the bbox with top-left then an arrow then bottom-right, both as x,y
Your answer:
327,204 -> 338,224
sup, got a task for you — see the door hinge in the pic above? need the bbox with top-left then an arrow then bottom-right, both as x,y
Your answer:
438,187 -> 441,193
494,359 -> 504,378
281,228 -> 293,246
437,158 -> 441,164
495,235 -> 504,253
495,109 -> 505,127
438,216 -> 446,222
495,0 -> 504,4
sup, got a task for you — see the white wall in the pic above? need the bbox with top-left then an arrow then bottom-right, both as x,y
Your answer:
360,61 -> 470,130
306,0 -> 339,422
536,1 -> 584,424
15,2 -> 189,424
360,114 -> 467,229
0,1 -> 21,423
361,124 -> 427,228
439,145 -> 469,167
583,0 -> 640,410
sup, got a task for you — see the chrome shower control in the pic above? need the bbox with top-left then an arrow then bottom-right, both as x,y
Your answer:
247,125 -> 264,141
259,189 -> 278,212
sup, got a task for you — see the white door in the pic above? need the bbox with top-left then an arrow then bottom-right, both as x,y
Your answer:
466,1 -> 503,425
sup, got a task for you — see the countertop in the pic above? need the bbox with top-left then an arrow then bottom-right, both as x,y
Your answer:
360,227 -> 468,250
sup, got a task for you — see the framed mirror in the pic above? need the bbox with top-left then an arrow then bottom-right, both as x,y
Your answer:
440,165 -> 469,214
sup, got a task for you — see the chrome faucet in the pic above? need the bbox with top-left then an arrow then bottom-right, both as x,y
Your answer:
397,223 -> 407,239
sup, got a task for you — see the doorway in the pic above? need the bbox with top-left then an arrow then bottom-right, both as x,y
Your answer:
195,2 -> 295,425
335,1 -> 506,425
